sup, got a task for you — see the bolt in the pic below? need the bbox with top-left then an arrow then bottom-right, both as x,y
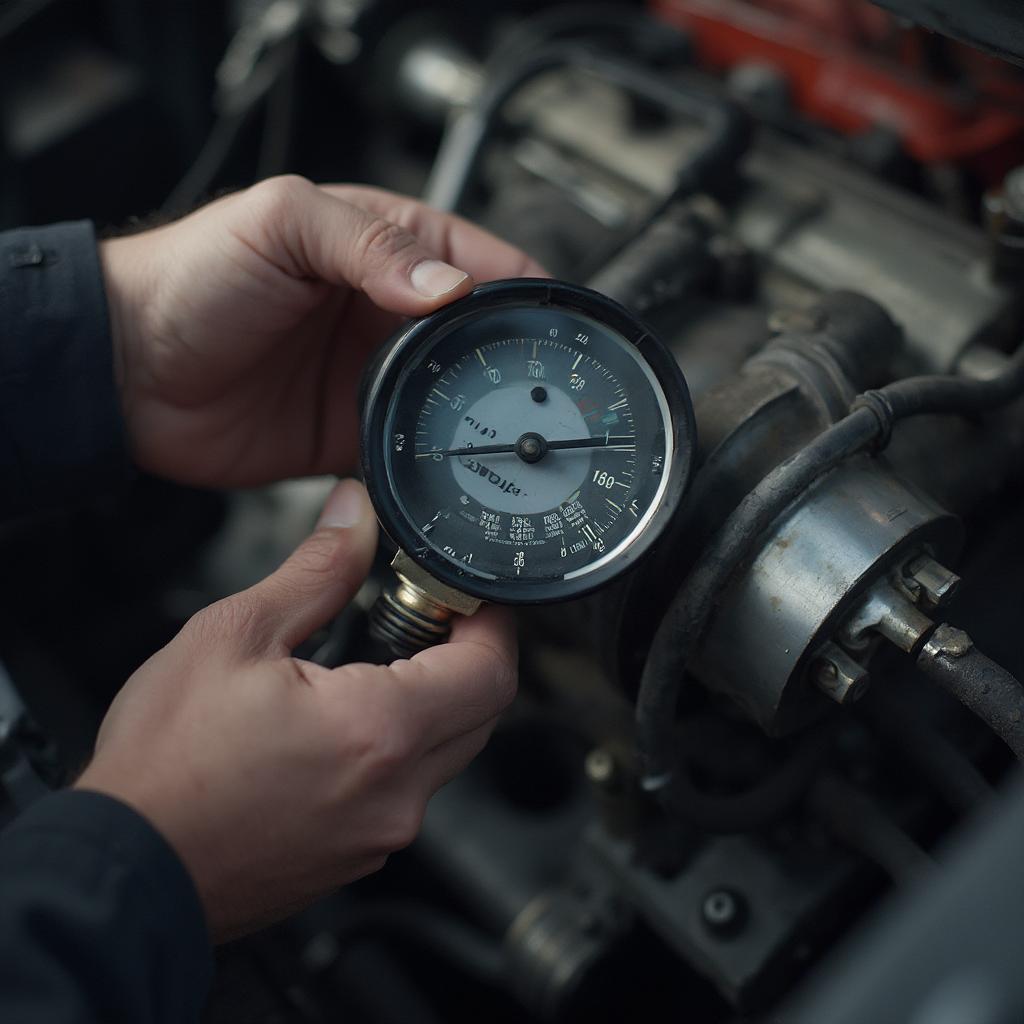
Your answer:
905,554 -> 960,611
811,642 -> 870,705
701,888 -> 748,938
530,386 -> 547,403
584,747 -> 617,787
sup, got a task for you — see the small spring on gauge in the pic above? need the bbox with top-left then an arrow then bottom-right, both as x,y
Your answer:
369,579 -> 456,658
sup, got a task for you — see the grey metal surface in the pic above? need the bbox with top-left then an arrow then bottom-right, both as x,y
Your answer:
502,72 -> 1014,375
588,824 -> 861,1009
787,775 -> 1024,1024
734,134 -> 1010,374
694,457 -> 961,735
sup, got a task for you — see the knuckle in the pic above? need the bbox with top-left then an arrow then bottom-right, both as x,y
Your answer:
245,173 -> 313,220
328,679 -> 415,780
352,217 -> 416,276
377,799 -> 425,853
362,722 -> 415,780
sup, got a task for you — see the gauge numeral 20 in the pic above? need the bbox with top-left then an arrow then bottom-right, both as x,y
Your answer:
592,470 -> 616,489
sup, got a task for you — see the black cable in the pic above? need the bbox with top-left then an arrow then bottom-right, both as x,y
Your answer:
663,723 -> 834,834
637,343 -> 1024,824
917,625 -> 1024,761
424,43 -> 749,215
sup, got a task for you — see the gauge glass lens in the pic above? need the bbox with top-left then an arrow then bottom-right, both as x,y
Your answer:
383,305 -> 672,586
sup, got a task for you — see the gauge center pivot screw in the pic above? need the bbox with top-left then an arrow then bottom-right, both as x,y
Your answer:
515,431 -> 548,464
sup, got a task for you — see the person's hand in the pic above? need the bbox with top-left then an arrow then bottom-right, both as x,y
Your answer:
74,479 -> 518,940
100,176 -> 546,487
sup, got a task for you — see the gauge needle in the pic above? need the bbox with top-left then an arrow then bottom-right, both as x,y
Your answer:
438,434 -> 612,457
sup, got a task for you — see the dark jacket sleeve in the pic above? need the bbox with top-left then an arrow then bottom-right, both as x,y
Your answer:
0,790 -> 212,1023
0,221 -> 133,517
0,227 -> 212,1019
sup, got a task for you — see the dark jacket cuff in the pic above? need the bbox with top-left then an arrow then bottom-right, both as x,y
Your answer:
0,788 -> 212,1023
0,221 -> 132,518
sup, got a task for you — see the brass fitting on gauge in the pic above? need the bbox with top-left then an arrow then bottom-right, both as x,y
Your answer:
370,550 -> 482,658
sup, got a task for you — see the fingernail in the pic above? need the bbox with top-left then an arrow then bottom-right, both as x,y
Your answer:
411,259 -> 468,298
317,479 -> 366,529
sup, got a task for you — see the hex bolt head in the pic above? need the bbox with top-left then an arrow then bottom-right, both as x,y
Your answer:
812,642 -> 870,705
701,888 -> 748,938
905,554 -> 960,611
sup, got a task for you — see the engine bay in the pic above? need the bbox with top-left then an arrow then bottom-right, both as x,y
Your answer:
2,2 -> 1024,1021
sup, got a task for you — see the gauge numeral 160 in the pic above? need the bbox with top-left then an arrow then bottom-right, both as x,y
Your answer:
593,469 -> 616,489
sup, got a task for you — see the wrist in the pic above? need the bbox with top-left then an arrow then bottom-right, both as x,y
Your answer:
98,235 -> 153,425
74,762 -> 213,920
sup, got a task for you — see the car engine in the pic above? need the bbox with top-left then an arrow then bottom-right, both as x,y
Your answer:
2,1 -> 1024,1021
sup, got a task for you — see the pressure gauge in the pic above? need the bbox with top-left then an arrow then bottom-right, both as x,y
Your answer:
360,279 -> 696,655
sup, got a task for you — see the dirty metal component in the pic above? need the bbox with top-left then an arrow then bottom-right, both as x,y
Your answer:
594,289 -> 904,694
693,458 -> 961,735
921,624 -> 974,660
586,201 -> 715,315
732,134 -> 1012,373
839,580 -> 937,655
902,554 -> 961,611
584,745 -> 639,838
504,886 -> 623,1021
701,887 -> 749,939
811,642 -> 870,705
589,826 -> 861,1008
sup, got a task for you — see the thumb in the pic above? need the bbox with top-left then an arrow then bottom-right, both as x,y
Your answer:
234,479 -> 378,656
255,176 -> 473,316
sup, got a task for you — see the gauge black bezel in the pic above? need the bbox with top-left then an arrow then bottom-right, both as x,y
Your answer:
359,278 -> 696,605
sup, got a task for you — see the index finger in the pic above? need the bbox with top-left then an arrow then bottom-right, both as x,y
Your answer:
318,184 -> 550,285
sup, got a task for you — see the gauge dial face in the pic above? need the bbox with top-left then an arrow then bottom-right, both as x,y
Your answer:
363,282 -> 694,604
